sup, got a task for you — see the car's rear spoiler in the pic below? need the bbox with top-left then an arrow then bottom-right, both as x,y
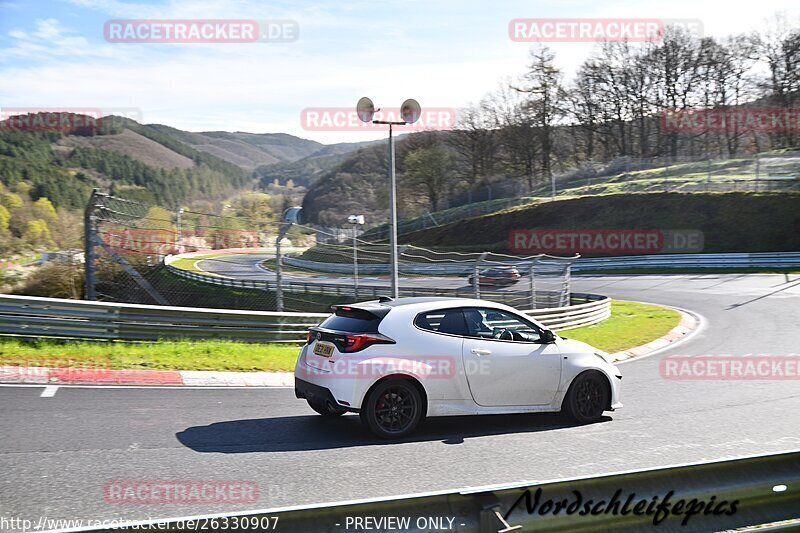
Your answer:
330,303 -> 392,319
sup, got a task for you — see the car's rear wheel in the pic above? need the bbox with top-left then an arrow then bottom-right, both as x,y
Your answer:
360,379 -> 423,438
563,371 -> 609,423
307,399 -> 346,417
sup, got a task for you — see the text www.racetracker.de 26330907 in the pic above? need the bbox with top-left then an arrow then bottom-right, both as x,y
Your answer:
0,516 -> 280,532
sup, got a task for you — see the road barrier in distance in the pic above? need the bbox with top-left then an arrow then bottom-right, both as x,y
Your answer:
284,251 -> 800,274
0,291 -> 609,343
571,251 -> 800,271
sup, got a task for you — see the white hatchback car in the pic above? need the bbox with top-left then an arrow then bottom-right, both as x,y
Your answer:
295,297 -> 622,438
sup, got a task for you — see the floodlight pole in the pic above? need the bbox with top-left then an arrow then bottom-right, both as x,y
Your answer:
374,120 -> 406,299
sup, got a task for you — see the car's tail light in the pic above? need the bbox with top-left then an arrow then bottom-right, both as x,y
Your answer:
306,330 -> 314,345
336,333 -> 395,353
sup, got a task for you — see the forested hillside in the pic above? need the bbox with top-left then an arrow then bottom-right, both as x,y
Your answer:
301,22 -> 800,225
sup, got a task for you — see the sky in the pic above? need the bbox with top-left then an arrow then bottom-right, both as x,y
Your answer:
1,0 -> 798,144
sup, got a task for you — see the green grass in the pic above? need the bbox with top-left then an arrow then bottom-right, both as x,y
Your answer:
0,300 -> 680,373
0,339 -> 302,372
564,300 -> 681,354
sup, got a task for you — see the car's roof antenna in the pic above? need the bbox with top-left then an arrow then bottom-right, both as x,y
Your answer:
378,296 -> 394,303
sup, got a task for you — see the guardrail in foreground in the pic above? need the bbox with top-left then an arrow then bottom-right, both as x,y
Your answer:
0,294 -> 325,343
70,449 -> 800,532
0,292 -> 609,343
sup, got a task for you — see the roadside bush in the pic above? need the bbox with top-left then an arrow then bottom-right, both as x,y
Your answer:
13,262 -> 84,299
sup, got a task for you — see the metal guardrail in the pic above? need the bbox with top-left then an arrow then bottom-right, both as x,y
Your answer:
70,449 -> 800,532
164,260 -> 573,309
283,255 -> 575,276
0,294 -> 325,343
0,291 -> 609,343
284,251 -> 800,275
571,251 -> 800,271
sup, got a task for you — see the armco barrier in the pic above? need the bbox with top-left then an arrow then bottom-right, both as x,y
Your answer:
285,251 -> 800,274
0,292 -> 609,343
0,294 -> 325,343
71,449 -> 800,532
571,251 -> 800,271
164,259 -> 573,309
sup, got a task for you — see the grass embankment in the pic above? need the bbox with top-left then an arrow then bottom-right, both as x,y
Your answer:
0,339 -> 301,372
564,300 -> 681,354
401,192 -> 800,255
0,301 -> 680,372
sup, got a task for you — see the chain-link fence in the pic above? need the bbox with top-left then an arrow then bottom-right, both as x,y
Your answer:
85,190 -> 284,309
86,191 -> 576,312
279,238 -> 575,309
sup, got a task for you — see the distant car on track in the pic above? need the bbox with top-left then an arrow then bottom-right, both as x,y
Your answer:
467,266 -> 521,287
295,297 -> 622,438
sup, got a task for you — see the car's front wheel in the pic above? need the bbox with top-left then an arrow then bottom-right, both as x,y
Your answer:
307,399 -> 346,417
360,379 -> 424,439
563,371 -> 609,424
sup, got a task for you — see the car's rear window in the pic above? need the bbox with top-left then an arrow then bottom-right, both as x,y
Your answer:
320,308 -> 384,333
414,308 -> 468,335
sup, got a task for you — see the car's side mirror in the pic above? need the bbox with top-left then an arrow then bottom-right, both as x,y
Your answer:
538,329 -> 556,344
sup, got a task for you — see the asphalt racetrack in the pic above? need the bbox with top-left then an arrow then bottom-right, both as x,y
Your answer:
2,256 -> 799,526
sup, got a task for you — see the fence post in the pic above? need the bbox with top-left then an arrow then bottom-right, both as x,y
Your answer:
275,230 -> 284,312
83,189 -> 99,301
529,259 -> 537,309
473,252 -> 487,299
561,262 -> 571,307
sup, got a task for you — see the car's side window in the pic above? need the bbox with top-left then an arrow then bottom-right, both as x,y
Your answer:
414,308 -> 469,336
463,308 -> 541,342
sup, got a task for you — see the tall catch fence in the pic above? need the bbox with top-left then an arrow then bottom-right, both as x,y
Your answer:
85,191 -> 576,313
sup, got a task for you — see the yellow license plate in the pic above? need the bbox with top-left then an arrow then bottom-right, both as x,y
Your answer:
313,341 -> 334,357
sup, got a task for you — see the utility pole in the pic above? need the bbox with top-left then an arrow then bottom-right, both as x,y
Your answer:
348,214 -> 365,298
83,189 -> 99,300
356,97 -> 421,299
176,207 -> 184,252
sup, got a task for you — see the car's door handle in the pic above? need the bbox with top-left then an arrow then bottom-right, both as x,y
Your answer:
470,348 -> 492,356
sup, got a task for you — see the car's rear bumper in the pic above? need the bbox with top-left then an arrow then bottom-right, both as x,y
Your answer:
295,377 -> 361,413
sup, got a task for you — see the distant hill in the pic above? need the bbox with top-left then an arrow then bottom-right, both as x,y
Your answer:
0,113 -> 376,210
55,129 -> 195,170
301,143 -> 391,225
253,139 -> 382,188
0,113 -> 250,209
147,126 -> 326,170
